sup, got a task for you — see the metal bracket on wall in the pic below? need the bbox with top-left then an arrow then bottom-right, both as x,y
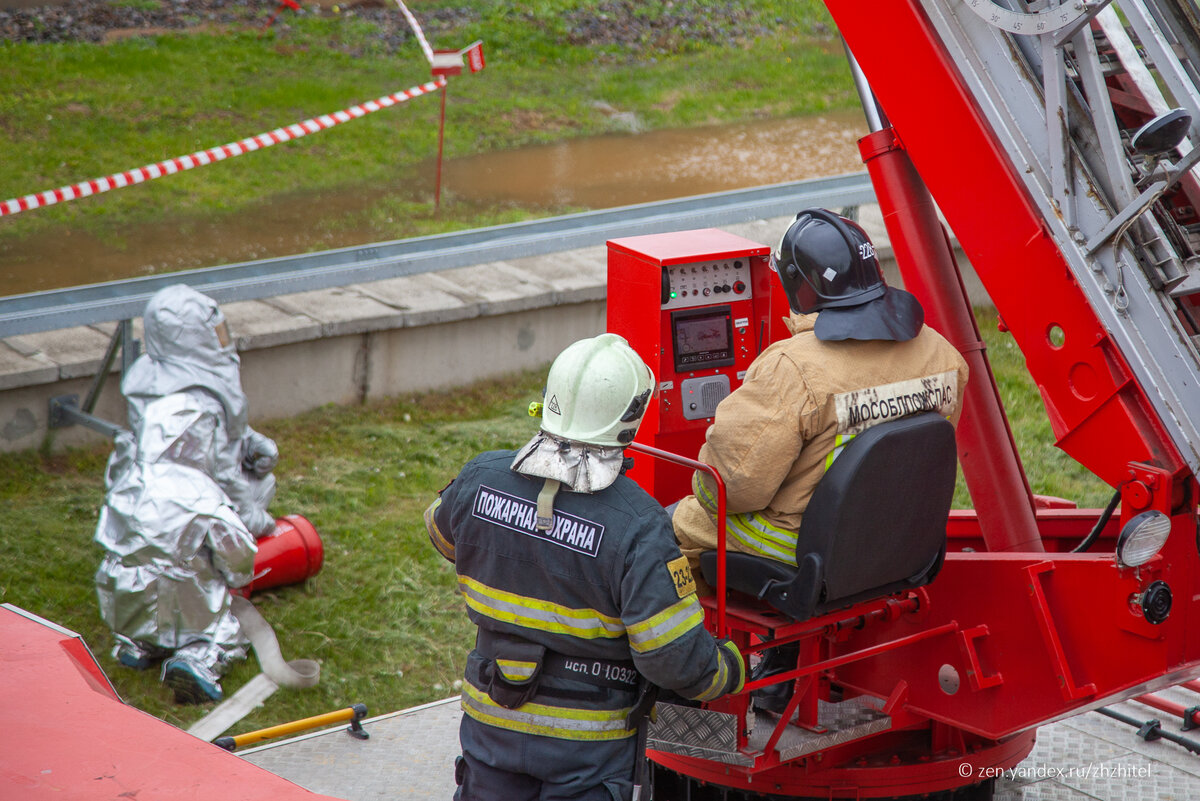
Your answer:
46,319 -> 136,439
48,395 -> 126,439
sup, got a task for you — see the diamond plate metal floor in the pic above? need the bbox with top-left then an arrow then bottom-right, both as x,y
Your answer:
241,694 -> 1200,800
240,697 -> 461,800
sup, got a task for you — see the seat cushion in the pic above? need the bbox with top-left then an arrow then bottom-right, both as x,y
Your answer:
698,550 -> 795,598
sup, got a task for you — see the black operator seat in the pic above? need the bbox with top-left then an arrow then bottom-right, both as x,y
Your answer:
698,412 -> 958,622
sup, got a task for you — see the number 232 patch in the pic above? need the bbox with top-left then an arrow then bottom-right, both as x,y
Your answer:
667,555 -> 697,598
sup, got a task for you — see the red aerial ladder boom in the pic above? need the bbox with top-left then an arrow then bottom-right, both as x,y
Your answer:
607,1 -> 1200,798
833,0 -> 1192,494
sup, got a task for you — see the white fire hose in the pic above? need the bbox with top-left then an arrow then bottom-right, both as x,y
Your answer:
187,596 -> 320,742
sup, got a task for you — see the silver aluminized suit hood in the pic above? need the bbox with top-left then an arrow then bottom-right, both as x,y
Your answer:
122,284 -> 248,438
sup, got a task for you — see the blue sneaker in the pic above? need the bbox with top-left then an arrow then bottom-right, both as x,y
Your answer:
162,656 -> 223,705
116,644 -> 155,671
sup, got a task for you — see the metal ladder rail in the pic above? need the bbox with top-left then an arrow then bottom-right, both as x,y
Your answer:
917,0 -> 1200,476
1014,2 -> 1194,287
1104,3 -> 1200,292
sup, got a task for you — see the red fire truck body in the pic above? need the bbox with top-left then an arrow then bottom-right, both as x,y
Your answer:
607,2 -> 1200,797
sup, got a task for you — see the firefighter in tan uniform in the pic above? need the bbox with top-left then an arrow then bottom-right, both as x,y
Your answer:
673,208 -> 969,583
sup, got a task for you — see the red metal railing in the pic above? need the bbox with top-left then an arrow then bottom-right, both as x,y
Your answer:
627,441 -> 729,637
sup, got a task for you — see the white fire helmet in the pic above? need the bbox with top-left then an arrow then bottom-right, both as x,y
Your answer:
540,333 -> 655,448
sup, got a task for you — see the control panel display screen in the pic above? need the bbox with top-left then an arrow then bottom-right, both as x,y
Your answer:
672,307 -> 734,372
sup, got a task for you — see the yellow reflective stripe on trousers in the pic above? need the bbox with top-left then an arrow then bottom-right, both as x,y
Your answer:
424,498 -> 455,561
461,683 -> 635,741
457,575 -> 626,640
692,470 -> 797,562
625,596 -> 704,654
726,513 -> 797,563
721,639 -> 745,694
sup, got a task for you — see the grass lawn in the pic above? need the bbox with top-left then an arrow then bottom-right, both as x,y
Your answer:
0,307 -> 1108,737
0,0 -> 852,272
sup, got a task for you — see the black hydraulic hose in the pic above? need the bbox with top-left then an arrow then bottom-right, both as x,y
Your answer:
1096,707 -> 1200,755
1072,489 -> 1122,553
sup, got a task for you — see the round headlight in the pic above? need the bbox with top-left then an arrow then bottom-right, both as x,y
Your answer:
1116,510 -> 1171,568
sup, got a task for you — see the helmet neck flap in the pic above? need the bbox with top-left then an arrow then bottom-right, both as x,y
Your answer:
512,333 -> 655,529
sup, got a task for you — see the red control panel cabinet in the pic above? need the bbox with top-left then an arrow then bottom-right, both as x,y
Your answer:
607,228 -> 790,503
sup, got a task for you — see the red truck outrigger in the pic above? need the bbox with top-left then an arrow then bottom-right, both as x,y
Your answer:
607,1 -> 1200,797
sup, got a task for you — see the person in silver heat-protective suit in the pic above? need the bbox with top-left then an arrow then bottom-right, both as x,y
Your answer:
94,284 -> 279,704
426,334 -> 745,801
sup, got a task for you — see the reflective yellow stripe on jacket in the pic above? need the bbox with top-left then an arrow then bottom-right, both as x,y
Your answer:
459,576 -> 704,659
625,596 -> 704,654
824,433 -> 855,471
692,642 -> 735,702
457,575 -> 626,640
461,684 -> 635,741
496,659 -> 538,683
424,497 -> 455,561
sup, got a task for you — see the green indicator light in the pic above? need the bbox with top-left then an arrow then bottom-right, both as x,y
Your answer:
670,292 -> 677,298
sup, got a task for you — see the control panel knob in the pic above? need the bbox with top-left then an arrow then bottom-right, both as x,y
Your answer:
703,288 -> 711,296
721,284 -> 731,293
689,402 -> 697,411
733,281 -> 746,294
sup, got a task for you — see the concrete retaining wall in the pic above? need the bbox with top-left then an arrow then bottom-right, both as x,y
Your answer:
0,208 -> 987,454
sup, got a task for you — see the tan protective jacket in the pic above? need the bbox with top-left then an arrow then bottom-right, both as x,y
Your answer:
673,311 -> 969,575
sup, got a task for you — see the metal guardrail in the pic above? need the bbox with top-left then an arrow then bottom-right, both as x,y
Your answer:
0,172 -> 874,338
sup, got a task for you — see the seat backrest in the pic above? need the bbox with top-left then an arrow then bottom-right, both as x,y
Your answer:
799,411 -> 957,604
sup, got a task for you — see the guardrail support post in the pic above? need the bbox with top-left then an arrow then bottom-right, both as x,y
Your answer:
47,319 -> 135,440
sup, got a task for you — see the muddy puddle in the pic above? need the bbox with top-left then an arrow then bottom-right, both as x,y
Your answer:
0,186 -> 402,296
441,110 -> 867,208
0,110 -> 867,296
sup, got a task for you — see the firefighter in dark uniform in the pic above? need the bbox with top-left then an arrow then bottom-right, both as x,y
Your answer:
426,333 -> 745,801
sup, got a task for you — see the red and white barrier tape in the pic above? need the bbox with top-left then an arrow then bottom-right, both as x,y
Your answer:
0,77 -> 445,219
393,0 -> 434,64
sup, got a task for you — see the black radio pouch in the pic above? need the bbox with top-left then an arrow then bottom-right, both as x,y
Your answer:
485,639 -> 546,710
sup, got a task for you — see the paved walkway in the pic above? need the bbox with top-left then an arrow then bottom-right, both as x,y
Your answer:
242,690 -> 1200,800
